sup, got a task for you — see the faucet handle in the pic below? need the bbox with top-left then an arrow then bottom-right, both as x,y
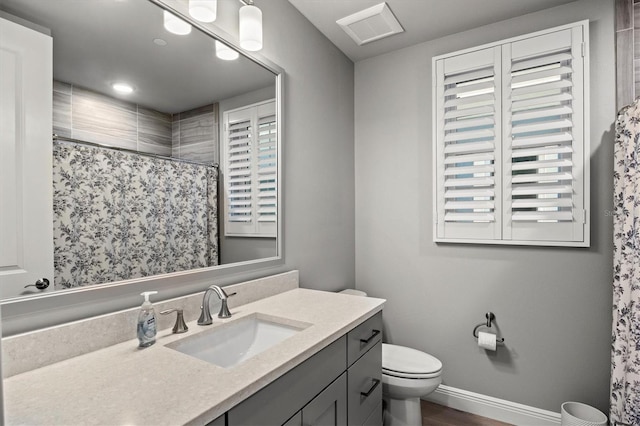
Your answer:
160,308 -> 189,334
212,285 -> 236,300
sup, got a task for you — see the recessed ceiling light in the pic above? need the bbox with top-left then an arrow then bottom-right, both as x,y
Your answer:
153,38 -> 167,46
112,83 -> 134,94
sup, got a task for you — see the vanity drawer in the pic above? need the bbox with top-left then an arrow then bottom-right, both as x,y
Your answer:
347,341 -> 382,426
363,402 -> 383,426
347,312 -> 382,366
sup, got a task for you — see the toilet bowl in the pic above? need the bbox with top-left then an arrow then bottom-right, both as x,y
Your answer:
382,343 -> 442,426
339,289 -> 443,426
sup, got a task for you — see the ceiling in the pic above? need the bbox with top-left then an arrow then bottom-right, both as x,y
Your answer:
0,0 -> 275,114
287,0 -> 579,62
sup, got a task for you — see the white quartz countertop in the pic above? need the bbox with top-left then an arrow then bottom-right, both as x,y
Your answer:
3,288 -> 385,425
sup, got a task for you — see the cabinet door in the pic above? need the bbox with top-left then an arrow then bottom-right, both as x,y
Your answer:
362,402 -> 382,426
302,373 -> 347,426
205,414 -> 225,426
283,411 -> 302,426
228,336 -> 346,426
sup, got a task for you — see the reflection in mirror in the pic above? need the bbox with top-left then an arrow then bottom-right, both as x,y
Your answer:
0,0 -> 279,299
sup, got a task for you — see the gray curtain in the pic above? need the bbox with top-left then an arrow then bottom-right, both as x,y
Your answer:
52,141 -> 218,289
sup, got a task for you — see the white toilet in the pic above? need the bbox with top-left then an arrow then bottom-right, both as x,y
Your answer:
382,343 -> 442,425
339,289 -> 443,426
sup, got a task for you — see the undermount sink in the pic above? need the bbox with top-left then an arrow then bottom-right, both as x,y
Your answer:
167,314 -> 310,368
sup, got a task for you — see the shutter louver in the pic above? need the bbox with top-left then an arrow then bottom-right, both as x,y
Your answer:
442,71 -> 497,224
228,118 -> 253,224
503,27 -> 586,243
435,46 -> 502,240
257,114 -> 277,225
223,100 -> 277,237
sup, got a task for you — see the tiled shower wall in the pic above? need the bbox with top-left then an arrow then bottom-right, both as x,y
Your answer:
53,80 -> 218,162
172,103 -> 219,164
616,0 -> 639,109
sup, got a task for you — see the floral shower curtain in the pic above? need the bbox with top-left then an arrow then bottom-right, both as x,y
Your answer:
52,141 -> 218,289
611,99 -> 640,426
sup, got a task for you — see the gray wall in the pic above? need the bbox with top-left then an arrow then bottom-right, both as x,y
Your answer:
1,0 -> 354,335
354,0 -> 614,414
258,0 -> 356,290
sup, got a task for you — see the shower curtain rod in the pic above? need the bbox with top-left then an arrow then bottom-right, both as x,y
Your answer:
52,134 -> 219,168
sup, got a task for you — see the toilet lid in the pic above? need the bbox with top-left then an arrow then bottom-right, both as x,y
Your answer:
382,343 -> 442,378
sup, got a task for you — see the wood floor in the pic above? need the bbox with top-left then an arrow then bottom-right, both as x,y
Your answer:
421,400 -> 513,426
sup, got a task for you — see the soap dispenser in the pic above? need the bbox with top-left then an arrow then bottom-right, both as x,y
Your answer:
137,291 -> 158,348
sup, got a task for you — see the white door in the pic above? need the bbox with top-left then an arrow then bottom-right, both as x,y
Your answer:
0,16 -> 54,299
0,305 -> 4,422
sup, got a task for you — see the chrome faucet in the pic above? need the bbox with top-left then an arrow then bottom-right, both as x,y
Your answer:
198,285 -> 237,325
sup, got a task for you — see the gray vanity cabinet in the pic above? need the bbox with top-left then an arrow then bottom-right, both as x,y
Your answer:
346,313 -> 383,426
207,414 -> 226,426
227,336 -> 347,426
347,342 -> 382,425
283,412 -> 302,426
225,312 -> 383,426
300,373 -> 347,425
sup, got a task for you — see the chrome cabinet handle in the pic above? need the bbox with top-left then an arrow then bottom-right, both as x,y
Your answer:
359,329 -> 380,344
360,378 -> 380,398
24,278 -> 50,290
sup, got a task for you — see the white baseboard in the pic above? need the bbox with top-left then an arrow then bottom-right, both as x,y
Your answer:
424,384 -> 561,425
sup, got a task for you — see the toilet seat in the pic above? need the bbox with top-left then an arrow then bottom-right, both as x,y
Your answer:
382,343 -> 442,379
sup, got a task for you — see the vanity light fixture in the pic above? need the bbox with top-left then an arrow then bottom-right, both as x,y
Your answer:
215,40 -> 240,60
239,0 -> 262,51
163,10 -> 192,35
189,0 -> 217,23
112,83 -> 134,94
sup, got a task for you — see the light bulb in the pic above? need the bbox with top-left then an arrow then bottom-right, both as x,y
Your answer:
112,83 -> 134,94
215,41 -> 239,61
189,0 -> 217,23
239,4 -> 262,51
163,11 -> 191,35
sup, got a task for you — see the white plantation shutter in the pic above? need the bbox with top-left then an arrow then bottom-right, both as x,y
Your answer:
435,46 -> 502,240
433,21 -> 589,246
256,102 -> 277,235
503,26 -> 586,243
223,99 -> 277,237
227,115 -> 253,228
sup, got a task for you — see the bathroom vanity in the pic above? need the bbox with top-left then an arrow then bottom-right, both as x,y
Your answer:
227,313 -> 383,426
2,272 -> 385,425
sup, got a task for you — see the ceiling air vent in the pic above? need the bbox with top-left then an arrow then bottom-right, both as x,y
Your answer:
336,2 -> 404,46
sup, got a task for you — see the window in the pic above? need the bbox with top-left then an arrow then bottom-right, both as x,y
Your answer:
433,21 -> 589,247
222,99 -> 277,237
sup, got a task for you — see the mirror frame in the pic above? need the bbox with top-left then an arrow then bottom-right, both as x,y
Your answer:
0,0 -> 285,335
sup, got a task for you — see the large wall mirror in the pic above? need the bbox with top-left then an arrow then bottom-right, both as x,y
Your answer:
0,0 -> 282,303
